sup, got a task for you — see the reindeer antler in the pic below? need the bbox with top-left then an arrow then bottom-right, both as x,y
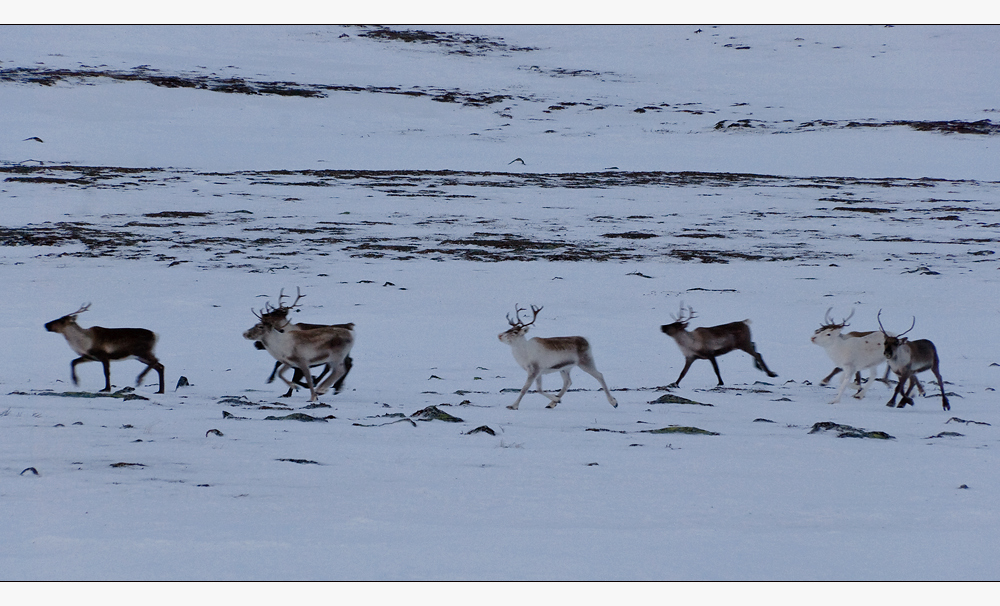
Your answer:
878,309 -> 916,338
899,316 -> 916,337
821,307 -> 854,330
70,302 -> 91,317
672,302 -> 696,324
279,287 -> 305,311
507,304 -> 543,327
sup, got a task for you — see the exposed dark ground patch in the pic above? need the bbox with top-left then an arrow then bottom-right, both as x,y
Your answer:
356,26 -> 538,56
2,165 -> 998,270
0,66 -> 519,107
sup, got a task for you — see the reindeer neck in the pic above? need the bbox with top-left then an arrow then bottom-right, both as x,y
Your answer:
61,321 -> 95,355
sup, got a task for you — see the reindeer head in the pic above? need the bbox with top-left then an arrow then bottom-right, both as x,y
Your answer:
246,288 -> 305,337
498,304 -> 542,343
660,303 -> 696,337
44,303 -> 91,333
878,309 -> 915,359
810,307 -> 854,344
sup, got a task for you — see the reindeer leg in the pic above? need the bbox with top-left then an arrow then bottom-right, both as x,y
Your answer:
135,356 -> 165,394
899,376 -> 918,407
820,367 -> 843,386
333,356 -> 352,394
931,363 -> 949,411
708,357 -> 724,386
886,373 -> 904,407
275,364 -> 297,391
578,359 -> 618,408
296,360 -> 319,402
509,367 -> 540,410
669,357 -> 696,388
99,358 -> 113,392
853,368 -> 875,399
319,358 -> 348,395
545,369 -> 572,408
69,356 -> 93,386
266,360 -> 282,384
316,362 -> 346,396
744,343 -> 778,378
831,367 -> 855,404
312,364 -> 331,385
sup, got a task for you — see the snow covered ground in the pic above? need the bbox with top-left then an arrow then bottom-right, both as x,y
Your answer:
2,25 -> 999,581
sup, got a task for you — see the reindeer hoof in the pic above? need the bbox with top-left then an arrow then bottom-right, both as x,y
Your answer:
506,404 -> 519,410
667,382 -> 679,389
943,401 -> 951,411
886,401 -> 895,407
767,372 -> 778,378
545,402 -> 558,409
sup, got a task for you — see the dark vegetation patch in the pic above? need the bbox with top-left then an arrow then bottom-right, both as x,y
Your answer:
643,426 -> 719,435
10,388 -> 149,401
411,405 -> 464,423
2,165 -> 995,268
808,421 -> 894,439
833,206 -> 893,214
601,231 -> 659,239
357,26 -> 538,56
649,394 -> 713,406
0,66 -> 516,107
783,119 -> 1000,135
264,413 -> 328,422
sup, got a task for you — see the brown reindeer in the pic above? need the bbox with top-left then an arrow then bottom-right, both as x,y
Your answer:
244,289 -> 354,402
256,318 -> 355,397
45,303 -> 165,394
878,311 -> 949,411
661,304 -> 777,388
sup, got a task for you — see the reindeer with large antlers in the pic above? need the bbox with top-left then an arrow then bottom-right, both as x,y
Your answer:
810,307 -> 890,404
44,303 -> 165,394
878,311 -> 949,410
660,304 -> 777,388
243,288 -> 354,402
250,288 -> 354,397
498,304 -> 617,410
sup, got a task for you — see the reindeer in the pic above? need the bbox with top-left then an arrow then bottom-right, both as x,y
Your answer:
243,289 -> 354,402
498,304 -> 617,410
810,307 -> 891,403
660,304 -> 777,388
878,311 -> 949,411
816,308 -> 892,389
255,319 -> 354,397
44,303 -> 165,394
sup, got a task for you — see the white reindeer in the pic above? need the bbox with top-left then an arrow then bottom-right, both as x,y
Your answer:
810,307 -> 890,403
45,303 -> 165,394
878,311 -> 948,411
243,289 -> 354,402
498,304 -> 617,410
